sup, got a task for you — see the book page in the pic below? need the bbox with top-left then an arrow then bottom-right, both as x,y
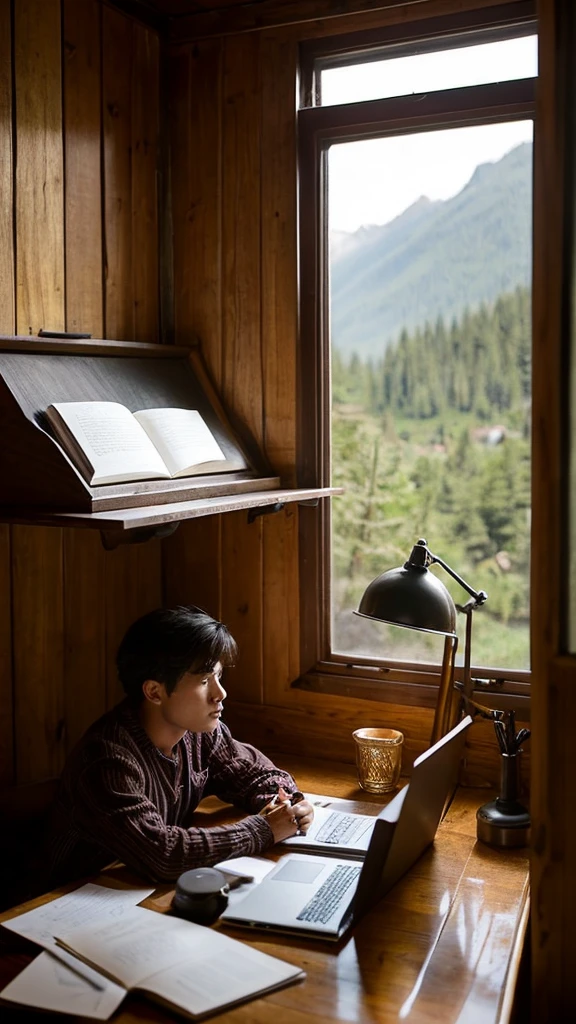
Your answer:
145,938 -> 303,1018
48,402 -> 171,484
57,908 -> 205,989
133,407 -> 240,477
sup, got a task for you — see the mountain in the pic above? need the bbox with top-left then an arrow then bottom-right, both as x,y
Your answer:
330,142 -> 533,358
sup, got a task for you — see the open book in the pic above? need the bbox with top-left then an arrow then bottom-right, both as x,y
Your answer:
45,401 -> 247,486
53,905 -> 304,1020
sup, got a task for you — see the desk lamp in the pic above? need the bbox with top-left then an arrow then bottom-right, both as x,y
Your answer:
355,538 -> 530,847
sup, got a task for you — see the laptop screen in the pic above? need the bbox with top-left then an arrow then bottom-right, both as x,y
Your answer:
352,716 -> 473,921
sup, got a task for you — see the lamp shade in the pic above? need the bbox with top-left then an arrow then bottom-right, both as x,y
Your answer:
355,560 -> 457,636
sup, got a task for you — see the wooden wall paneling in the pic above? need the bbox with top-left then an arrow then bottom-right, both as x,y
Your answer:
220,511 -> 263,703
105,541 -> 164,708
163,42 -> 224,619
530,0 -> 574,1016
14,0 -> 65,335
219,33 -> 265,703
263,507 -> 300,695
260,32 -> 298,480
260,32 -> 300,702
534,658 -> 576,1020
11,526 -> 65,783
225,693 -> 514,791
225,690 -> 433,769
221,33 -> 263,441
103,5 -> 134,341
0,0 -> 14,786
0,525 -> 12,785
62,531 -> 107,750
12,0 -> 66,785
62,0 -> 107,754
63,0 -> 103,338
0,507 -> 12,785
171,40 -> 223,372
162,518 -> 223,617
132,22 -> 160,343
0,0 -> 14,334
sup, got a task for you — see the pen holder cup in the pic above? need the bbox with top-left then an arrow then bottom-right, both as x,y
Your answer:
352,728 -> 404,794
172,867 -> 229,925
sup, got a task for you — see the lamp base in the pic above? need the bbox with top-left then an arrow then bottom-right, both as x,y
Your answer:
476,799 -> 530,848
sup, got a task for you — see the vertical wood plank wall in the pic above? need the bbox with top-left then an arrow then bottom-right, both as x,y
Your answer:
0,0 -> 164,790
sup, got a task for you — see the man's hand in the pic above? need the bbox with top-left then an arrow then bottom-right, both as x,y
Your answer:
259,787 -> 315,844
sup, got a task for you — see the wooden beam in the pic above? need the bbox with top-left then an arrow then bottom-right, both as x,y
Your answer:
169,0 -> 531,41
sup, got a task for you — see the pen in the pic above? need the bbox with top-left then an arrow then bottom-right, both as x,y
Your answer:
263,790 -> 306,834
263,791 -> 290,814
53,948 -> 106,992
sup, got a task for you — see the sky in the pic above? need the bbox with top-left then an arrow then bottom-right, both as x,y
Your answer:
325,35 -> 537,233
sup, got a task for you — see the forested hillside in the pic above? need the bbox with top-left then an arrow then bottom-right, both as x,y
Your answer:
331,287 -> 531,670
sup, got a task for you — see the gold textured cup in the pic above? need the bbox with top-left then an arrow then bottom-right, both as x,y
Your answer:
352,728 -> 404,794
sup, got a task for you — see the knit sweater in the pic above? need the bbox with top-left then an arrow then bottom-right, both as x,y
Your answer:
48,700 -> 299,883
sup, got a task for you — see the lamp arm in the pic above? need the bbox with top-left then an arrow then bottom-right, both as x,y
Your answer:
427,550 -> 488,607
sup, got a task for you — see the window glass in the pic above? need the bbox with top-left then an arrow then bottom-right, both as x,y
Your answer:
329,119 -> 533,671
321,34 -> 537,106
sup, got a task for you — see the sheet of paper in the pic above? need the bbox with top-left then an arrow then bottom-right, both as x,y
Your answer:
2,882 -> 154,954
214,855 -> 277,884
305,791 -> 338,807
0,951 -> 126,1020
214,856 -> 278,911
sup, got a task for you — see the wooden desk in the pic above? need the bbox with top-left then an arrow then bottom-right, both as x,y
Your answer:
0,759 -> 529,1024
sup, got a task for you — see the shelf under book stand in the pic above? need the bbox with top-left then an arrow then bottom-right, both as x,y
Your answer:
0,336 -> 337,546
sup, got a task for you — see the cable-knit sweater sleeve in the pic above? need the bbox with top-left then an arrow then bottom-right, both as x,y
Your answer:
203,722 -> 300,811
66,742 -> 275,883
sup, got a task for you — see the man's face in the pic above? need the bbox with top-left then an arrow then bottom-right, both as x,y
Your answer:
157,661 -> 227,734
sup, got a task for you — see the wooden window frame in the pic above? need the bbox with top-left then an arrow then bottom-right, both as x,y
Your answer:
296,3 -> 536,711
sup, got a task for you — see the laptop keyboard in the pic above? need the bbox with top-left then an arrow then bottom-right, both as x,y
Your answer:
296,864 -> 361,924
315,812 -> 371,845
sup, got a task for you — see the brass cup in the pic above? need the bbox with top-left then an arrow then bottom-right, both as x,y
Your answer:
352,727 -> 404,794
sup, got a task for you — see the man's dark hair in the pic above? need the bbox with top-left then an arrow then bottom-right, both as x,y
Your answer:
116,605 -> 237,701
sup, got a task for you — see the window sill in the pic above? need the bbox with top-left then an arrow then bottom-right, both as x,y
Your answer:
294,665 -> 530,719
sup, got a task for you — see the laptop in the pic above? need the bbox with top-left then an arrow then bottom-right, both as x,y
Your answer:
221,716 -> 472,941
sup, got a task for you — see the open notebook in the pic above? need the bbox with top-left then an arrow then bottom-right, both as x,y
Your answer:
52,906 -> 304,1020
221,717 -> 472,941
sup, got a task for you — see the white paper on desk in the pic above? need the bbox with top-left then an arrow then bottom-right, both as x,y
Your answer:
0,950 -> 126,1019
214,857 -> 277,912
2,882 -> 154,951
214,856 -> 277,885
1,883 -> 153,1018
304,792 -> 338,807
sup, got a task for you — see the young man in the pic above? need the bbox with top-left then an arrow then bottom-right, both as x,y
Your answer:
49,606 -> 313,883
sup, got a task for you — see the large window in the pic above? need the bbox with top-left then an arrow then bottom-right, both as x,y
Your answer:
298,4 -> 536,703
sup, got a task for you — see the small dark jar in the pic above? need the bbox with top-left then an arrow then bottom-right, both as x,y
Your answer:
172,867 -> 230,926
